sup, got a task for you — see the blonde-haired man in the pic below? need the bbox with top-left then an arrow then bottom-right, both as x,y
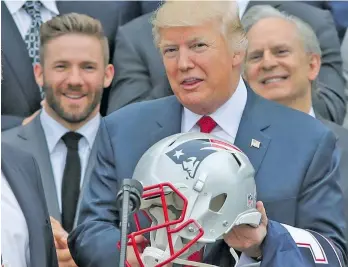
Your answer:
69,1 -> 346,267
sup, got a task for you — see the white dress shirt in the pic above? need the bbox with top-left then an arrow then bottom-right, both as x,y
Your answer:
1,172 -> 30,267
4,0 -> 59,39
182,77 -> 247,143
40,108 -> 100,212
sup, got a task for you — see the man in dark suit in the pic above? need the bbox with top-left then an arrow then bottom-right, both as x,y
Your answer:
1,142 -> 58,267
107,1 -> 346,126
241,4 -> 348,242
69,1 -> 346,266
2,13 -> 113,266
1,0 -> 142,130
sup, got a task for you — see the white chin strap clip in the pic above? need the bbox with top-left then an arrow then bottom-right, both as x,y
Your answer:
141,246 -> 219,267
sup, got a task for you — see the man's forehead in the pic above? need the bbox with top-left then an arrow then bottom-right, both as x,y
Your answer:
248,18 -> 298,42
159,22 -> 219,45
44,35 -> 104,63
160,36 -> 209,46
247,25 -> 299,50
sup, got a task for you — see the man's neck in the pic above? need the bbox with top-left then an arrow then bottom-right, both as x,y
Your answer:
43,105 -> 99,131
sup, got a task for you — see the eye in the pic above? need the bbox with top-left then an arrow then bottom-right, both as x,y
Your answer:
248,54 -> 262,62
163,47 -> 178,57
191,42 -> 207,51
54,64 -> 66,70
83,65 -> 95,71
277,49 -> 289,56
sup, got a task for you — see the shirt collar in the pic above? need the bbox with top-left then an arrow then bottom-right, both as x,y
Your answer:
308,107 -> 316,118
182,77 -> 248,138
4,0 -> 59,15
40,108 -> 100,153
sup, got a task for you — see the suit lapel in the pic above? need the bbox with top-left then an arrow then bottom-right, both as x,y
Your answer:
1,2 -> 41,108
234,88 -> 271,176
18,115 -> 62,222
1,157 -> 48,267
150,96 -> 183,145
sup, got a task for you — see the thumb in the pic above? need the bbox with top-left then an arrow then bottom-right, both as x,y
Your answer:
256,201 -> 268,226
56,234 -> 68,249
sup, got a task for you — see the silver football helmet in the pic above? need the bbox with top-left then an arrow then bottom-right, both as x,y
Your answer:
127,132 -> 261,267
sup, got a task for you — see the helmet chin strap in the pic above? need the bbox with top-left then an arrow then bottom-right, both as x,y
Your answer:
230,247 -> 240,267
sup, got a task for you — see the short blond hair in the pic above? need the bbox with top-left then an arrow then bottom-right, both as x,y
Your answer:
151,1 -> 247,52
39,13 -> 109,65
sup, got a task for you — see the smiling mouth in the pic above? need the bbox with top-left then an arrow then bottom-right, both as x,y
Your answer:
261,76 -> 289,85
63,93 -> 86,100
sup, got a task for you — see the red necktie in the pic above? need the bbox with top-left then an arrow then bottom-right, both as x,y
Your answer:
185,249 -> 203,267
197,116 -> 217,133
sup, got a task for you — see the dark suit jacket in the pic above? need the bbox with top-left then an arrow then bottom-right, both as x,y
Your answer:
69,88 -> 346,266
1,143 -> 58,267
1,0 -> 143,126
2,113 -> 100,227
107,2 -> 347,126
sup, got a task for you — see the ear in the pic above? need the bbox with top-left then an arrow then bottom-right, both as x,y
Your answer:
33,63 -> 44,87
307,53 -> 321,81
103,64 -> 115,88
231,50 -> 246,68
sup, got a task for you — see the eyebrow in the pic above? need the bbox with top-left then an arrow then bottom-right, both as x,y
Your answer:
248,44 -> 290,54
52,60 -> 98,65
160,37 -> 207,47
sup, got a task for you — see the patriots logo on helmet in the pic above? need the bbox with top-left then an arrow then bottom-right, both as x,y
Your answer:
166,138 -> 241,179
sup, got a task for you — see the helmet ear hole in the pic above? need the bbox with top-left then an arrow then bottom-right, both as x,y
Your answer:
209,193 -> 227,212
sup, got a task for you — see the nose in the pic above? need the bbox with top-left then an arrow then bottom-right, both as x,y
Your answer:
261,51 -> 277,71
67,66 -> 83,86
178,49 -> 194,72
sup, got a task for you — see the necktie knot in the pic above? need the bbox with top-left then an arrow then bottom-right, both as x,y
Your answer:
22,1 -> 42,20
62,132 -> 82,150
197,116 -> 217,133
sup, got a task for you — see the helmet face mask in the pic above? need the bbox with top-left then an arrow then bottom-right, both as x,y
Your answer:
125,182 -> 205,267
121,133 -> 261,267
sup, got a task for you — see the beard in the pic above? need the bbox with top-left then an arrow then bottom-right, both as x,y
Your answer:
43,82 -> 103,124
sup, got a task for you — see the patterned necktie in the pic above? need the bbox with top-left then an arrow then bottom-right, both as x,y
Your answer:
61,132 -> 83,233
197,116 -> 217,133
23,1 -> 42,65
22,1 -> 44,98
